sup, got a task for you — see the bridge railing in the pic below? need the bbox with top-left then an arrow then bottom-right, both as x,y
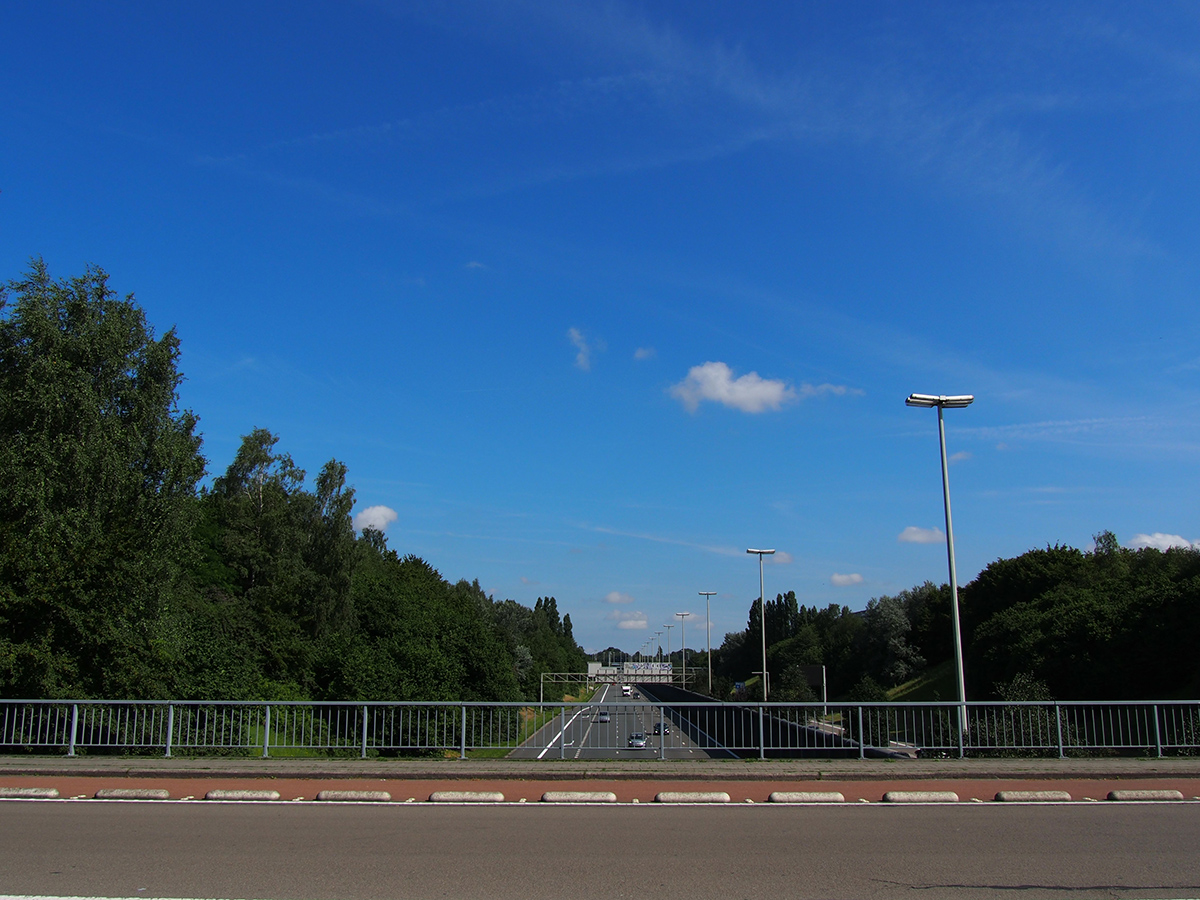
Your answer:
0,699 -> 1196,759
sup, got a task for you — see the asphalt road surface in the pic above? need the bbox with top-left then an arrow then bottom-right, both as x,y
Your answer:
2,800 -> 1198,899
509,683 -> 733,760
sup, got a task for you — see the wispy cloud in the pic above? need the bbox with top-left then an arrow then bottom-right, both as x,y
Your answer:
899,526 -> 945,544
609,610 -> 648,630
604,591 -> 636,604
634,346 -> 656,360
583,524 -> 741,557
568,327 -> 592,371
831,573 -> 863,586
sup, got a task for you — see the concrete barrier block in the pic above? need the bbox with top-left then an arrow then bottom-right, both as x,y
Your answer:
428,790 -> 505,803
94,788 -> 171,800
654,791 -> 731,803
768,791 -> 845,803
204,789 -> 281,801
315,790 -> 391,802
995,790 -> 1072,802
541,791 -> 618,803
0,786 -> 60,799
1107,789 -> 1184,802
883,790 -> 959,803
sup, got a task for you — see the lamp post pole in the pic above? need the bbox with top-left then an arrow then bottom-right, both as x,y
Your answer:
747,549 -> 775,701
664,625 -> 674,683
676,612 -> 691,690
699,592 -> 716,695
906,393 -> 973,750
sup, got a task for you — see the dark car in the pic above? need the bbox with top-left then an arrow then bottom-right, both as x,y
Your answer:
652,722 -> 670,735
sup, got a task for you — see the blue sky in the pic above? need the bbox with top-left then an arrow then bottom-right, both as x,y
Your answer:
5,1 -> 1199,654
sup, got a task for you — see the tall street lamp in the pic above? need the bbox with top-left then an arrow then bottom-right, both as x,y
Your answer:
906,392 -> 973,746
747,549 -> 776,702
676,612 -> 691,690
699,592 -> 716,695
664,624 -> 674,682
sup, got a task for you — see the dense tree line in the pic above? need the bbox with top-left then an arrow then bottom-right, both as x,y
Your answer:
0,261 -> 585,701
709,534 -> 1200,702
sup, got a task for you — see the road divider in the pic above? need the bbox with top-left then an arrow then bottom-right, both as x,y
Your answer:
429,790 -> 505,803
883,790 -> 959,803
315,790 -> 391,802
995,790 -> 1072,802
1106,789 -> 1184,801
0,786 -> 59,799
94,788 -> 171,800
541,791 -> 617,803
205,789 -> 281,801
768,791 -> 845,803
654,791 -> 730,803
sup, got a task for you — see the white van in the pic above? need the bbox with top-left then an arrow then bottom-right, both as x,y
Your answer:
621,684 -> 632,696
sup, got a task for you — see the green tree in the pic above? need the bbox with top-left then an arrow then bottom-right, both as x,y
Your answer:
0,260 -> 204,697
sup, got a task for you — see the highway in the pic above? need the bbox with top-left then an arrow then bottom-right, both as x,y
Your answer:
2,800 -> 1198,899
509,682 -> 733,759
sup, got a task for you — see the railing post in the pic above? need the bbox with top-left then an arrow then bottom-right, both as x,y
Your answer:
1055,703 -> 1064,759
68,703 -> 79,758
854,705 -> 864,763
957,703 -> 965,759
165,704 -> 174,758
460,704 -> 468,760
758,705 -> 765,760
659,705 -> 665,760
1153,704 -> 1162,759
262,704 -> 271,758
560,705 -> 566,759
361,705 -> 369,760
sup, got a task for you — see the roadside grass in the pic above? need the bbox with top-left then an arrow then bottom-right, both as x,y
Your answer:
888,661 -> 956,702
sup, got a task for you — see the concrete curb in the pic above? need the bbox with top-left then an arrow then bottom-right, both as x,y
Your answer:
995,790 -> 1072,802
0,786 -> 60,799
883,790 -> 959,803
204,789 -> 281,801
1107,789 -> 1184,802
428,790 -> 505,803
315,790 -> 391,802
541,791 -> 618,803
94,788 -> 171,800
768,791 -> 845,803
655,791 -> 730,803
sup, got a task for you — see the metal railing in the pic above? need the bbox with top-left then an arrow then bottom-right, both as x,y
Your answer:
1,699 -> 1197,759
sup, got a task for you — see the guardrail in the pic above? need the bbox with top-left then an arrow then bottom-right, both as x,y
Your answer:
1,698 -> 1196,759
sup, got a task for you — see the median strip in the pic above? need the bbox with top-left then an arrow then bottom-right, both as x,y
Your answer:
315,790 -> 392,802
994,790 -> 1072,802
768,791 -> 845,803
94,788 -> 171,800
1106,789 -> 1184,802
204,789 -> 281,801
883,791 -> 959,803
541,791 -> 617,803
654,791 -> 730,804
428,790 -> 505,803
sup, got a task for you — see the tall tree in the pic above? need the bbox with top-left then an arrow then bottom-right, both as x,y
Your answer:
0,260 -> 204,697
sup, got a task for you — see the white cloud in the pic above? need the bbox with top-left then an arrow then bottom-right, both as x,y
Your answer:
521,576 -> 540,585
831,573 -> 863,586
568,327 -> 591,370
1127,533 -> 1200,551
465,260 -> 487,269
609,610 -> 648,630
604,591 -> 635,604
669,361 -> 795,413
898,526 -> 945,544
949,451 -> 972,463
769,551 -> 793,565
634,346 -> 656,360
353,505 -> 398,532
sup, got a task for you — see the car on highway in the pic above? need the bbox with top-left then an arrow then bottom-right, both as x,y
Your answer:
652,722 -> 670,735
627,732 -> 647,749
596,711 -> 610,723
621,685 -> 632,696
